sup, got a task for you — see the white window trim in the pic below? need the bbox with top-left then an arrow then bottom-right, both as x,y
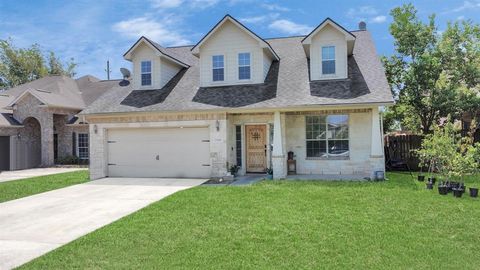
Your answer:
77,133 -> 89,160
238,52 -> 252,81
321,45 -> 336,76
140,60 -> 153,87
305,115 -> 350,159
212,54 -> 225,83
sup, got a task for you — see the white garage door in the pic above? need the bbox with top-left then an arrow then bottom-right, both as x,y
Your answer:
107,127 -> 211,178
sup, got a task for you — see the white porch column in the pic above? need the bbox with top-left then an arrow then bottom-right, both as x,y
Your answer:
370,107 -> 385,179
272,111 -> 286,179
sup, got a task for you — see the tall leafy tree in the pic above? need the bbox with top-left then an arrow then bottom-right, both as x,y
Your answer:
383,4 -> 480,134
384,4 -> 457,133
439,21 -> 480,125
0,39 -> 76,89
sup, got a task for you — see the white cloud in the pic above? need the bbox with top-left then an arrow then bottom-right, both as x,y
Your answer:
451,1 -> 480,12
457,15 -> 466,20
261,3 -> 290,12
190,0 -> 220,8
239,13 -> 279,24
240,15 -> 268,24
112,17 -> 190,46
370,15 -> 386,24
268,19 -> 312,35
149,0 -> 219,9
150,0 -> 183,9
347,6 -> 378,18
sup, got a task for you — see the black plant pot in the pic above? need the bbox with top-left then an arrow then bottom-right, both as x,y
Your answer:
453,188 -> 464,198
470,188 -> 478,198
426,182 -> 434,189
428,177 -> 436,184
438,186 -> 448,195
418,175 -> 425,182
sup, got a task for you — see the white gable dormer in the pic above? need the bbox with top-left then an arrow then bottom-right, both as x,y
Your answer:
124,37 -> 189,90
191,15 -> 279,87
302,18 -> 355,81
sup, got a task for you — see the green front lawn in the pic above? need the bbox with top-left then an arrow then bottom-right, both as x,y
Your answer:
20,172 -> 480,269
0,170 -> 89,203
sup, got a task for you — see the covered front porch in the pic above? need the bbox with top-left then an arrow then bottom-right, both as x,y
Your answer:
226,107 -> 385,180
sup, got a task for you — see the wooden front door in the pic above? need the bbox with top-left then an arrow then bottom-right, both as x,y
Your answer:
246,125 -> 267,173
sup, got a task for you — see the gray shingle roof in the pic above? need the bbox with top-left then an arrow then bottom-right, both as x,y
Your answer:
81,30 -> 393,115
0,75 -> 121,126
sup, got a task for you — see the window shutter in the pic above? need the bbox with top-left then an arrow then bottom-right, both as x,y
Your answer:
72,132 -> 76,156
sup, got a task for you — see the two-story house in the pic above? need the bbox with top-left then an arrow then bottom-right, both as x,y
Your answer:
81,15 -> 394,180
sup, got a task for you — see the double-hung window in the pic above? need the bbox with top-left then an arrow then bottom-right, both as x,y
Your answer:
321,46 -> 335,75
212,55 -> 224,81
306,115 -> 349,158
238,52 -> 251,80
141,61 -> 152,86
77,133 -> 89,160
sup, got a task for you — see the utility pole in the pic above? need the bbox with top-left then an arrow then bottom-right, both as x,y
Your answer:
106,60 -> 111,80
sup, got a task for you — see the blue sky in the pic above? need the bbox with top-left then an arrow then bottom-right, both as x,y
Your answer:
1,0 -> 478,79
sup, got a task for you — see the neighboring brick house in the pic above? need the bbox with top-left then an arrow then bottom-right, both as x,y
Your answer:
80,15 -> 394,180
0,75 -> 124,170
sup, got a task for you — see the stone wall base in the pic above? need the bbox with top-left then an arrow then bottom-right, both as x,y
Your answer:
272,155 -> 287,179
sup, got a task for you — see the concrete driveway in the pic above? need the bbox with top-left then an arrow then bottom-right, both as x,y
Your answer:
0,167 -> 87,183
0,177 -> 206,270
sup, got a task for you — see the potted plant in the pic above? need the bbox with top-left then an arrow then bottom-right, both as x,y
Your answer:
266,168 -> 273,180
229,165 -> 240,177
426,180 -> 434,189
452,187 -> 464,198
470,187 -> 478,198
438,181 -> 448,195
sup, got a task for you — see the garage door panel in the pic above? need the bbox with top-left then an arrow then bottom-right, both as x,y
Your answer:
107,127 -> 211,178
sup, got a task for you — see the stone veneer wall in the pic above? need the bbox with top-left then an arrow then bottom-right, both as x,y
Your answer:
284,109 -> 381,177
225,108 -> 384,178
53,115 -> 89,159
86,112 -> 228,180
12,93 -> 81,166
0,127 -> 20,136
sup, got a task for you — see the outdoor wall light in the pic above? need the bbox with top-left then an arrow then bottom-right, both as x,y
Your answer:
93,124 -> 98,134
216,120 -> 220,131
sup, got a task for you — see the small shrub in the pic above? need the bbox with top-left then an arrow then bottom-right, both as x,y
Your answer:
55,155 -> 88,165
229,165 -> 240,175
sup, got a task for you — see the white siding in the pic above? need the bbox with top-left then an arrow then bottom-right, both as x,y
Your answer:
160,58 -> 181,88
263,52 -> 272,81
131,43 -> 182,89
309,24 -> 348,80
131,43 -> 161,90
199,20 -> 267,87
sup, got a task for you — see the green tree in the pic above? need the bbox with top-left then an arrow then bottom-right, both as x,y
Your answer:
439,21 -> 480,129
0,39 -> 76,89
383,4 -> 480,134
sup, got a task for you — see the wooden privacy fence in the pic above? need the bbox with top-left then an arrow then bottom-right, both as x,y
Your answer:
384,134 -> 424,171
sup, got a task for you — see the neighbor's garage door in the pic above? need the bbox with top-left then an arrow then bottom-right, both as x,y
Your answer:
0,136 -> 10,171
107,127 -> 211,178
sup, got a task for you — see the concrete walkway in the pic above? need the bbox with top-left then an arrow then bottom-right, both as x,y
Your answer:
0,177 -> 206,269
230,174 -> 266,186
0,167 -> 87,183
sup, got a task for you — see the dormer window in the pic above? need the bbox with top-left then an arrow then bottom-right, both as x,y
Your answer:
321,46 -> 336,75
212,55 -> 224,81
238,53 -> 251,80
141,61 -> 152,86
